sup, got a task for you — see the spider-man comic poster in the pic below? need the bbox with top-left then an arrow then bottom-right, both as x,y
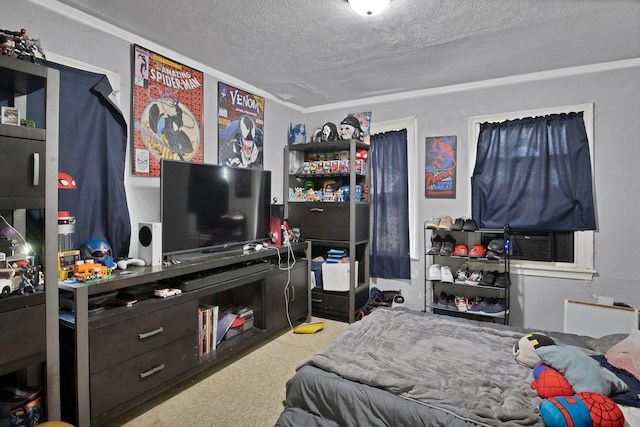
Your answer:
132,44 -> 204,176
425,136 -> 457,198
218,81 -> 265,169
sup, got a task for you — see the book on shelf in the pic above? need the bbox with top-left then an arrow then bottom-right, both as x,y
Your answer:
198,306 -> 204,358
198,304 -> 220,357
216,312 -> 237,346
210,305 -> 219,351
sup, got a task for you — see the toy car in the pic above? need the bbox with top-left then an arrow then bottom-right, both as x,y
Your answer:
154,288 -> 182,298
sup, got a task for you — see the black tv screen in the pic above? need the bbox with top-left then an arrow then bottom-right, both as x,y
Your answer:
161,160 -> 272,255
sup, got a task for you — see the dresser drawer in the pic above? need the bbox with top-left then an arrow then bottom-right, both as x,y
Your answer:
288,203 -> 369,241
90,334 -> 198,416
0,304 -> 45,366
311,285 -> 369,314
90,299 -> 197,373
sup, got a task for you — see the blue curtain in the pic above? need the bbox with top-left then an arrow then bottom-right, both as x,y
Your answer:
38,61 -> 131,258
471,112 -> 596,231
369,129 -> 411,278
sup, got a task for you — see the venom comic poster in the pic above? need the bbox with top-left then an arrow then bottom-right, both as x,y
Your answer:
425,135 -> 457,198
132,44 -> 204,176
218,81 -> 265,169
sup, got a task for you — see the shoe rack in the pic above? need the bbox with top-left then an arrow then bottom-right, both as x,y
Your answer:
423,218 -> 511,325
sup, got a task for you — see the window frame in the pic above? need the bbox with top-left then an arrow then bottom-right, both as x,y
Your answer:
468,103 -> 595,280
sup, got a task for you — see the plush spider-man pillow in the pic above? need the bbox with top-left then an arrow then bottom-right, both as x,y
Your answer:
539,392 -> 625,427
532,365 -> 574,398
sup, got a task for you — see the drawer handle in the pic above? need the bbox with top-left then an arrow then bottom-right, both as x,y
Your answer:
32,153 -> 40,186
310,207 -> 324,212
311,298 -> 323,303
138,326 -> 164,340
139,364 -> 164,379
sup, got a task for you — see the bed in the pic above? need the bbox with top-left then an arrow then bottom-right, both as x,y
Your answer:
275,308 -> 640,427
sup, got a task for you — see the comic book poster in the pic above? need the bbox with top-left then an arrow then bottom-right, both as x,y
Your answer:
218,81 -> 265,169
425,136 -> 457,198
348,111 -> 372,144
132,44 -> 204,176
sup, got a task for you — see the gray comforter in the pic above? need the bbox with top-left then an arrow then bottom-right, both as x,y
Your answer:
299,308 -> 582,426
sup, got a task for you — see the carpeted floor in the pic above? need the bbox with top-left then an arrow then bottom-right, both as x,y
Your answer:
102,317 -> 348,427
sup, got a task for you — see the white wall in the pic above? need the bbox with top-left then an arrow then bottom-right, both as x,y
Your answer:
5,2 -> 639,332
305,65 -> 640,331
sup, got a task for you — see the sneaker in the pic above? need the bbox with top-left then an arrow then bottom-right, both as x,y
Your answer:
455,296 -> 468,312
447,294 -> 457,310
437,292 -> 449,308
440,265 -> 454,283
465,267 -> 484,285
439,235 -> 456,256
467,296 -> 482,310
481,299 -> 507,316
454,263 -> 470,284
453,243 -> 469,256
450,217 -> 465,231
428,263 -> 442,280
468,244 -> 486,258
436,215 -> 453,230
425,217 -> 441,229
479,270 -> 498,286
427,234 -> 442,255
468,298 -> 491,313
462,218 -> 478,231
493,272 -> 508,288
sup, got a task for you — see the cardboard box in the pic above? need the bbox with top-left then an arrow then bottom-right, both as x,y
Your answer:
321,262 -> 358,292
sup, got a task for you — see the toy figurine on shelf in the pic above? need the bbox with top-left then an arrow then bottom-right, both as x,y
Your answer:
20,265 -> 38,295
0,28 -> 46,62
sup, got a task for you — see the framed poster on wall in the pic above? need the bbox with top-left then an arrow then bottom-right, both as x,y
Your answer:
131,44 -> 204,176
425,135 -> 457,198
218,81 -> 265,169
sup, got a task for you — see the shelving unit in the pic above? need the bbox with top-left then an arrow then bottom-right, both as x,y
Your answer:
0,56 -> 60,420
424,223 -> 511,325
284,140 -> 370,323
58,242 -> 310,426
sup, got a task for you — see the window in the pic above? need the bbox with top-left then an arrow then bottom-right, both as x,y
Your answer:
468,104 -> 595,280
370,117 -> 419,260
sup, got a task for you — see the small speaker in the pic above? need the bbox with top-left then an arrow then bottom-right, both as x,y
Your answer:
138,222 -> 162,266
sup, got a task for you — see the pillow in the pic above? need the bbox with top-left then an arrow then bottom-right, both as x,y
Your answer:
587,334 -> 629,355
513,333 -> 556,368
535,345 -> 629,395
605,330 -> 640,381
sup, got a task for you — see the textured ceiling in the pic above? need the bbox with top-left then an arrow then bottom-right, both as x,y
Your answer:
53,0 -> 640,109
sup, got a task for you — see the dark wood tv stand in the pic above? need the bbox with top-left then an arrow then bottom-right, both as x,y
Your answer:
58,242 -> 310,427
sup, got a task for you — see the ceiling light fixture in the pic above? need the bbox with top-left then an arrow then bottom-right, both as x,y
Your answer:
348,0 -> 390,16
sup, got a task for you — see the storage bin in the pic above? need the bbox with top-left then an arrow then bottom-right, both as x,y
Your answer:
311,260 -> 323,288
321,262 -> 358,292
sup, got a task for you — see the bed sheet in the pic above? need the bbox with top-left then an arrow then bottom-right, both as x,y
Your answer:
279,308 -> 596,427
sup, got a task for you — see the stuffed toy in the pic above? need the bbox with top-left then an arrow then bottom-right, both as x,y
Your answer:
539,392 -> 625,427
532,363 -> 574,398
513,333 -> 556,368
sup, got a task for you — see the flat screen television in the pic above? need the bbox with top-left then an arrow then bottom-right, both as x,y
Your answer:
161,159 -> 272,256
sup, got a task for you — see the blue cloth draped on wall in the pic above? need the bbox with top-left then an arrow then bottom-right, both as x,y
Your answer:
369,129 -> 411,279
37,61 -> 131,258
471,112 -> 596,231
